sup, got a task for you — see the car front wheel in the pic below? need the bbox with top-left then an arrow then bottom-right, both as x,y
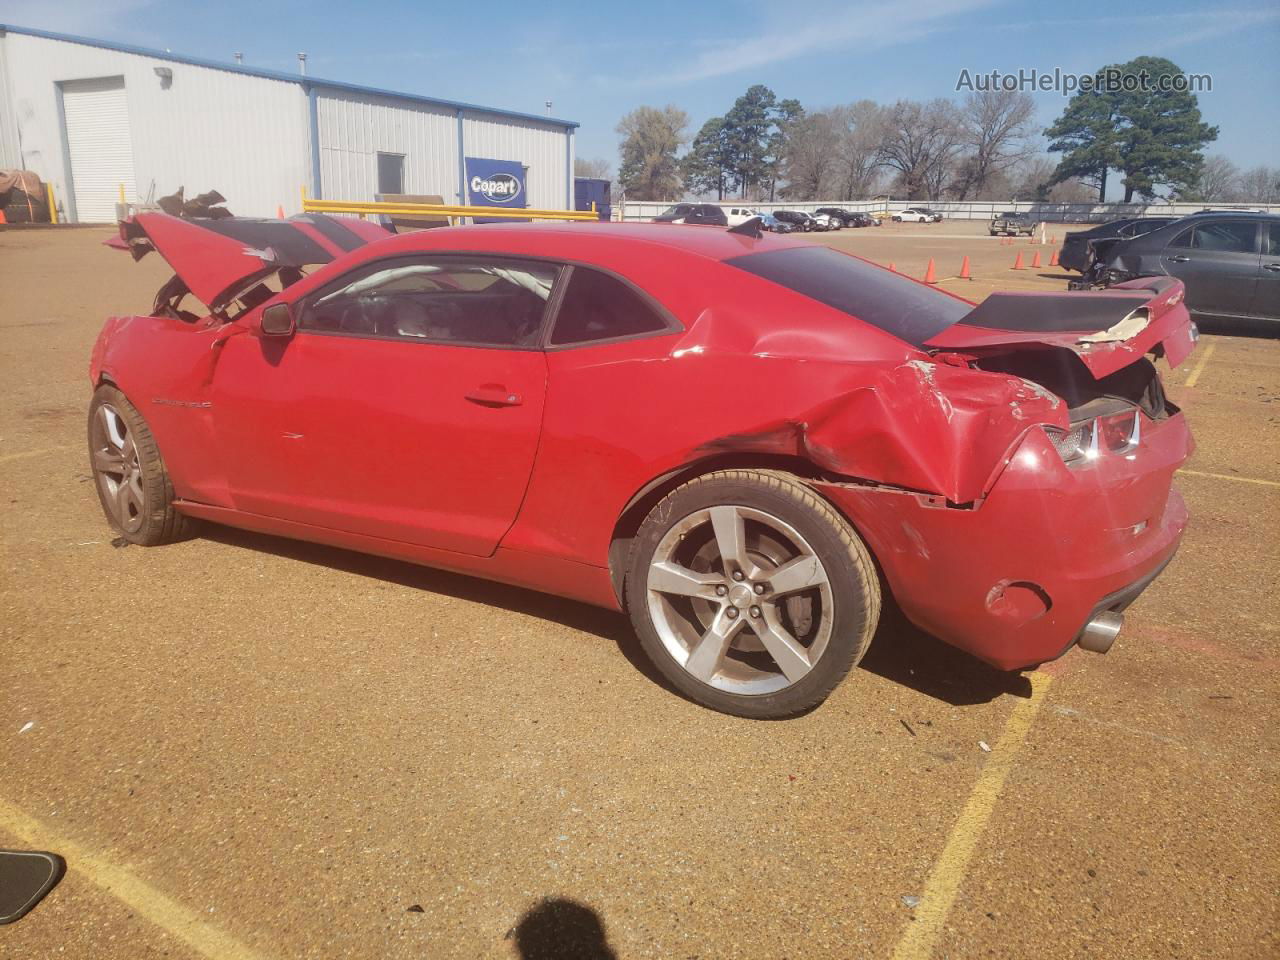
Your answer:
88,384 -> 196,545
626,470 -> 881,718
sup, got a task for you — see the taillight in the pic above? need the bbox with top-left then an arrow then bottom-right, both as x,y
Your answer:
1099,410 -> 1141,453
1043,422 -> 1096,464
1044,410 -> 1142,466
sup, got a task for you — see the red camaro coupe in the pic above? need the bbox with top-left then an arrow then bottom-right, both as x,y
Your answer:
90,214 -> 1196,717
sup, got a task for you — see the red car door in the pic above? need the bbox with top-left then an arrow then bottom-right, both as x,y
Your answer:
210,255 -> 557,557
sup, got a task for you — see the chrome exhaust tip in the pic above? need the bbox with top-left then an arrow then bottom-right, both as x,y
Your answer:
1077,611 -> 1123,654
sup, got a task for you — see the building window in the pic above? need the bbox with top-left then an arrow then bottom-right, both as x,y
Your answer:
377,152 -> 405,195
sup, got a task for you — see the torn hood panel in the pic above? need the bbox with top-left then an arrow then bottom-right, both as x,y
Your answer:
924,276 -> 1194,378
106,213 -> 392,308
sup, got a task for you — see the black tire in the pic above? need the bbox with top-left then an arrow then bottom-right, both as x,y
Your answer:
87,384 -> 197,545
624,469 -> 881,719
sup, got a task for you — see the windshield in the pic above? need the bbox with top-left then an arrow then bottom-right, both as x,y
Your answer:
724,246 -> 970,346
659,205 -> 693,216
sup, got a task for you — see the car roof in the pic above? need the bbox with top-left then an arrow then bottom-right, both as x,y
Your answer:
1176,210 -> 1278,220
366,220 -> 811,264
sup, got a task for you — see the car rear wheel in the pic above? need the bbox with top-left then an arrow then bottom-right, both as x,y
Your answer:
88,384 -> 196,545
625,470 -> 881,718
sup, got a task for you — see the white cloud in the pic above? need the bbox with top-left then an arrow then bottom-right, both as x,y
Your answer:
653,0 -> 1002,85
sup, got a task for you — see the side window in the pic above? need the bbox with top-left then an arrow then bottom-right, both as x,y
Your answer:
1190,221 -> 1257,253
300,258 -> 559,347
550,268 -> 672,346
1167,228 -> 1193,249
1268,224 -> 1280,257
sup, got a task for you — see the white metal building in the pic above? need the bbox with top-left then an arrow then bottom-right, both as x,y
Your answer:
0,24 -> 578,222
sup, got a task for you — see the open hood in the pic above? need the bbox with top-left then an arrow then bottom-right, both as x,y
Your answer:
106,212 -> 392,309
924,276 -> 1194,378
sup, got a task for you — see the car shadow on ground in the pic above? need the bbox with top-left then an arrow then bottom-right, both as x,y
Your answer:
200,526 -> 1030,710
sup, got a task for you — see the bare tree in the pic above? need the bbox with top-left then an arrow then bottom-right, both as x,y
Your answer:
1234,165 -> 1280,204
616,105 -> 689,200
1186,155 -> 1238,201
952,90 -> 1037,200
780,111 -> 839,199
878,99 -> 962,200
829,101 -> 886,200
574,157 -> 611,180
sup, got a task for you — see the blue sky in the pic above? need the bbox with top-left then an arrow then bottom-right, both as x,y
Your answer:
4,0 -> 1278,177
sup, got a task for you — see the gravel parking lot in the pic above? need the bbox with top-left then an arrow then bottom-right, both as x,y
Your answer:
2,224 -> 1277,960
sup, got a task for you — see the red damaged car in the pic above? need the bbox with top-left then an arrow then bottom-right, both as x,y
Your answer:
89,214 -> 1196,718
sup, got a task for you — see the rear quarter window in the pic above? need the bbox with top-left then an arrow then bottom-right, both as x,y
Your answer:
549,267 -> 674,346
724,246 -> 970,346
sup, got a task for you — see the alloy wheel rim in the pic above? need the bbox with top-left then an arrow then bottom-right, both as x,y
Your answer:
646,505 -> 834,695
91,403 -> 145,534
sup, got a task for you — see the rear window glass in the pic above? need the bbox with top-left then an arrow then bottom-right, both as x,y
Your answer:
725,246 -> 970,346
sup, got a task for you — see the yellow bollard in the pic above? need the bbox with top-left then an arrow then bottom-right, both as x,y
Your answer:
46,182 -> 58,224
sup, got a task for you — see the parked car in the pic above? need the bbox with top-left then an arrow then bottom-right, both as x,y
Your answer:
92,214 -> 1196,718
894,207 -> 943,223
815,207 -> 858,228
759,212 -> 793,234
724,206 -> 760,227
771,210 -> 819,232
653,203 -> 728,226
809,212 -> 839,231
847,212 -> 880,228
1059,217 -> 1179,273
990,212 -> 1039,237
1071,212 -> 1280,322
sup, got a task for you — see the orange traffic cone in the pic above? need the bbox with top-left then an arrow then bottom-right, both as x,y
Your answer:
924,258 -> 937,284
1050,234 -> 1056,245
959,255 -> 971,280
1031,251 -> 1042,269
276,205 -> 285,219
0,210 -> 6,224
888,262 -> 897,272
1012,251 -> 1025,270
1049,249 -> 1060,267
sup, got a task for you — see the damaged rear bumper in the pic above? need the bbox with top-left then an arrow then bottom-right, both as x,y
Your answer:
815,412 -> 1192,671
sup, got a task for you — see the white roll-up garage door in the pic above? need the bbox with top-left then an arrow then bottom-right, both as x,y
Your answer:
62,77 -> 136,223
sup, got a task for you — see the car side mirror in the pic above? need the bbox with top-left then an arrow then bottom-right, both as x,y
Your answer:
259,302 -> 295,337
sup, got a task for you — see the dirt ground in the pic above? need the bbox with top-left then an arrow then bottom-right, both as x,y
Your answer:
1,224 -> 1277,960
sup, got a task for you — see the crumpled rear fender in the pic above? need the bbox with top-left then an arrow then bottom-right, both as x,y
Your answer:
696,358 -> 1066,503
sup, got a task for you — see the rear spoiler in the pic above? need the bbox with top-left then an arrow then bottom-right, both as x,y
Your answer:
924,277 -> 1194,378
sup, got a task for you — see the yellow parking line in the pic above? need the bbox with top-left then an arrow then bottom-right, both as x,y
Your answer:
1178,468 -> 1280,488
1183,342 -> 1216,388
0,445 -> 73,464
890,672 -> 1054,960
0,797 -> 268,960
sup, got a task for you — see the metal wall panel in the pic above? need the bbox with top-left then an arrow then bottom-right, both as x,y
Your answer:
316,92 -> 460,203
0,33 -> 21,169
0,32 -> 310,220
461,113 -> 570,211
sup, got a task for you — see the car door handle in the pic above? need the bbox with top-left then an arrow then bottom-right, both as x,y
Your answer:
1264,263 -> 1280,272
465,384 -> 522,407
1165,255 -> 1191,263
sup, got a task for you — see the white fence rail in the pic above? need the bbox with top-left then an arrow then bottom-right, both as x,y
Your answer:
615,199 -> 1280,223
